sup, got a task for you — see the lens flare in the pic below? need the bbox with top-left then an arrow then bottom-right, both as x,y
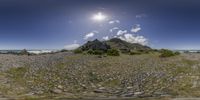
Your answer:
92,12 -> 107,21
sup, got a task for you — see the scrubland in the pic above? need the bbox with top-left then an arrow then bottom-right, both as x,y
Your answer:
0,52 -> 199,100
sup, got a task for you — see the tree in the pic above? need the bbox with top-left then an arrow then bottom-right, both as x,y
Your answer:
107,49 -> 120,56
73,49 -> 82,54
159,49 -> 175,57
20,49 -> 30,55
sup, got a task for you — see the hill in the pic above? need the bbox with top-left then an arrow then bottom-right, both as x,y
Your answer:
79,38 -> 151,53
105,38 -> 151,52
80,39 -> 111,52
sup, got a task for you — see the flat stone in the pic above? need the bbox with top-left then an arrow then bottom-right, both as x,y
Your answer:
134,91 -> 144,96
52,88 -> 62,94
121,92 -> 134,97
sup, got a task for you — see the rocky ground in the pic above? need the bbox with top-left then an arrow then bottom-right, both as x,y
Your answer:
0,52 -> 199,100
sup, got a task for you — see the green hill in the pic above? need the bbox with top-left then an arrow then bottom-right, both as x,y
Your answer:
79,38 -> 151,54
105,38 -> 151,52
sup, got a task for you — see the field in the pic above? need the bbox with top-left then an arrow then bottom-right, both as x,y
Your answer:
0,52 -> 199,100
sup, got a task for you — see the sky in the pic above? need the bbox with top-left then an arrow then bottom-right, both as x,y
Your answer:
0,0 -> 200,50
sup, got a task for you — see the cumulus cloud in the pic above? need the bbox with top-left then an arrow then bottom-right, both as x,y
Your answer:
109,20 -> 120,24
84,31 -> 98,40
131,24 -> 141,33
102,36 -> 109,40
117,30 -> 127,36
109,27 -> 119,32
118,33 -> 148,45
64,43 -> 80,50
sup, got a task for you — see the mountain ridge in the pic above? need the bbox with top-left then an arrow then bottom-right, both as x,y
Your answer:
79,38 -> 151,53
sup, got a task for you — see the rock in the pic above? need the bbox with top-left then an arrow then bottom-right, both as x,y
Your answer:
24,92 -> 34,96
57,85 -> 63,89
99,87 -> 106,90
64,93 -> 74,97
91,83 -> 96,88
52,88 -> 62,94
93,87 -> 106,93
153,91 -> 164,97
34,91 -> 44,95
127,86 -> 133,89
134,91 -> 144,96
121,92 -> 134,97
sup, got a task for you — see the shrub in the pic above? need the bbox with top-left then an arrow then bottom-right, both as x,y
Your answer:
93,50 -> 104,55
174,51 -> 181,55
87,50 -> 104,55
130,51 -> 142,55
159,49 -> 175,57
73,49 -> 82,54
138,49 -> 150,54
20,49 -> 30,55
87,49 -> 94,54
60,49 -> 68,52
120,49 -> 130,54
107,49 -> 120,56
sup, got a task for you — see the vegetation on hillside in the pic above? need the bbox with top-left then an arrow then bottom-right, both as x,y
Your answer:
159,49 -> 180,57
107,49 -> 120,56
75,38 -> 153,56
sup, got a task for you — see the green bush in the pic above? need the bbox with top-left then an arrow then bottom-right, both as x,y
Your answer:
20,49 -> 30,55
60,49 -> 68,52
93,50 -> 104,55
87,49 -> 94,54
159,49 -> 175,57
107,49 -> 120,56
130,51 -> 142,55
174,51 -> 181,55
87,50 -> 104,55
73,49 -> 82,54
138,50 -> 150,54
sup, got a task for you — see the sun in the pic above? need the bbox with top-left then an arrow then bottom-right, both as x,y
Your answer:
92,12 -> 107,22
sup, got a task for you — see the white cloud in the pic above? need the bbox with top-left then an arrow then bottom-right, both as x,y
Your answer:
118,33 -> 148,45
136,14 -> 147,18
84,31 -> 98,40
117,30 -> 127,36
64,43 -> 80,50
102,36 -> 109,40
109,20 -> 120,24
109,27 -> 119,32
131,24 -> 141,33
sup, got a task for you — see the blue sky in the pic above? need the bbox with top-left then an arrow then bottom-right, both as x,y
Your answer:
0,0 -> 200,50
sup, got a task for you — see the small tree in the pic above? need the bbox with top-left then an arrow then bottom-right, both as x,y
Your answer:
87,49 -> 94,54
130,51 -> 142,55
159,49 -> 175,57
174,51 -> 180,55
60,49 -> 68,52
93,50 -> 104,55
20,49 -> 29,55
73,49 -> 82,54
107,49 -> 120,56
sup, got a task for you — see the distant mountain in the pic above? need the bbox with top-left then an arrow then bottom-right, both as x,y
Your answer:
79,38 -> 151,53
80,39 -> 111,52
105,38 -> 151,52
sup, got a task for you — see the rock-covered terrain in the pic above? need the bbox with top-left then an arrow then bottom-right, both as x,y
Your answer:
0,51 -> 199,100
0,39 -> 198,100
